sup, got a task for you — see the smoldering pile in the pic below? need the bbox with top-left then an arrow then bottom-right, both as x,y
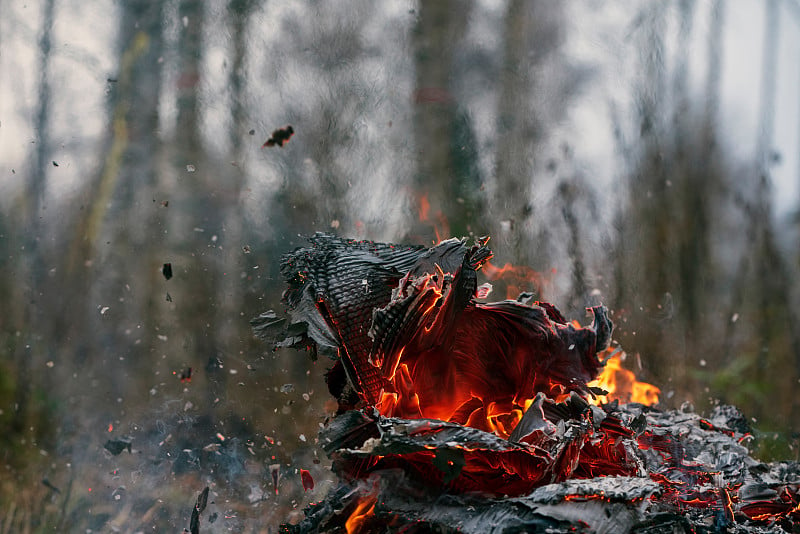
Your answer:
253,234 -> 800,533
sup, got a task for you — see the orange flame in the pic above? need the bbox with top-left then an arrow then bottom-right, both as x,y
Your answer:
415,192 -> 450,244
345,494 -> 377,534
377,346 -> 658,438
481,260 -> 545,299
418,193 -> 431,223
587,349 -> 660,406
376,363 -> 423,419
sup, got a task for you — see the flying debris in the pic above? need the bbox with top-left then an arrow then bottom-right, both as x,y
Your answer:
179,367 -> 193,383
189,486 -> 209,534
41,477 -> 61,493
262,125 -> 294,148
104,437 -> 132,456
300,469 -> 314,492
271,464 -> 280,495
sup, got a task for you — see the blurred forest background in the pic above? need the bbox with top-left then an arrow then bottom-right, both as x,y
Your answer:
1,0 -> 799,532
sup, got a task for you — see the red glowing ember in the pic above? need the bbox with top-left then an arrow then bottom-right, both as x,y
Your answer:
179,367 -> 192,383
300,469 -> 314,492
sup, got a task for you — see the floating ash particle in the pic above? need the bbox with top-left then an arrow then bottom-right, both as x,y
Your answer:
242,245 -> 251,254
186,164 -> 196,173
281,383 -> 295,393
99,306 -> 110,315
216,432 -> 225,441
161,200 -> 169,207
162,263 -> 173,280
262,125 -> 294,148
104,437 -> 132,455
42,477 -> 60,493
475,282 -> 492,299
52,160 -> 59,167
248,484 -> 265,504
166,292 -> 173,302
46,361 -> 54,368
179,367 -> 192,383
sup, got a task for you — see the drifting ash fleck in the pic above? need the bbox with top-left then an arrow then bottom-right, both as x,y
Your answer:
103,437 -> 132,456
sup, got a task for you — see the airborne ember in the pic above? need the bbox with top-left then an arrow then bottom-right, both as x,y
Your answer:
254,234 -> 800,533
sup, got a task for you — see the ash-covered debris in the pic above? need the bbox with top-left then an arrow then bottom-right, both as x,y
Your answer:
526,476 -> 661,504
254,233 -> 611,420
253,233 -> 427,404
289,403 -> 798,533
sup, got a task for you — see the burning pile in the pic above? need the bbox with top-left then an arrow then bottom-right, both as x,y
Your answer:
254,234 -> 800,533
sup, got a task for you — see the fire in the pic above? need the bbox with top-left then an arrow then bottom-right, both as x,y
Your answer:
481,260 -> 546,299
344,494 -> 377,534
376,342 -> 659,441
262,235 -> 800,531
418,193 -> 430,222
415,191 -> 450,243
376,363 -> 423,419
587,348 -> 660,406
